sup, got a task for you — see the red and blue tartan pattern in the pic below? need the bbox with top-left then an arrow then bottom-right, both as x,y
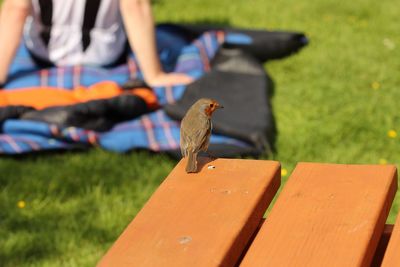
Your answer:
0,29 -> 249,154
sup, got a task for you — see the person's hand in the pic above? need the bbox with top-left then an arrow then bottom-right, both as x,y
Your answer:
146,72 -> 194,87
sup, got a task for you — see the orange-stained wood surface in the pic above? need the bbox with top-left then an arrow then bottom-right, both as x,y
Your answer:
98,158 -> 281,267
381,212 -> 400,266
240,162 -> 397,267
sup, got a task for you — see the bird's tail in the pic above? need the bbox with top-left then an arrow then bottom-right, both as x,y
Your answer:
186,152 -> 198,173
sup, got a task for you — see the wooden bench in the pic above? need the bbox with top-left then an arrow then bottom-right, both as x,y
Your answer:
98,158 -> 398,267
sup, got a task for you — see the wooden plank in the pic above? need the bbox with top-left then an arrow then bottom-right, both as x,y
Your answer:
240,162 -> 397,267
381,213 -> 400,266
98,158 -> 281,267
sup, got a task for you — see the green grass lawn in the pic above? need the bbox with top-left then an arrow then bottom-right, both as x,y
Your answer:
1,0 -> 400,266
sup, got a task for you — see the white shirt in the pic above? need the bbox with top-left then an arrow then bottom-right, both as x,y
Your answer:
24,0 -> 127,66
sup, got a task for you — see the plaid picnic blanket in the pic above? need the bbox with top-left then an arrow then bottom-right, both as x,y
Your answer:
0,26 -> 250,154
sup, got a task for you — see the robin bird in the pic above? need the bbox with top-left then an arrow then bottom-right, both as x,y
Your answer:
180,98 -> 223,173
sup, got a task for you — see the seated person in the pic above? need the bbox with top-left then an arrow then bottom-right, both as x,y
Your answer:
0,0 -> 193,88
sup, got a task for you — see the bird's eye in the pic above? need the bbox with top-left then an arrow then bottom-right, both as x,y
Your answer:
209,103 -> 214,108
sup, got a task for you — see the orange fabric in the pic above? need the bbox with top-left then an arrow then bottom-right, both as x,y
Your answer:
129,88 -> 159,110
0,81 -> 159,110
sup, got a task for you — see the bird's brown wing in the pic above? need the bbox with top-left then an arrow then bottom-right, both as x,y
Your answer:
181,117 -> 210,154
180,125 -> 190,157
192,119 -> 211,153
198,122 -> 211,152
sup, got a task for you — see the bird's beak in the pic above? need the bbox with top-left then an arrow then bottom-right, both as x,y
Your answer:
217,104 -> 224,109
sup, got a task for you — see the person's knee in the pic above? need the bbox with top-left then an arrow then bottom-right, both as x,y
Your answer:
2,0 -> 31,20
120,0 -> 150,10
2,0 -> 30,10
